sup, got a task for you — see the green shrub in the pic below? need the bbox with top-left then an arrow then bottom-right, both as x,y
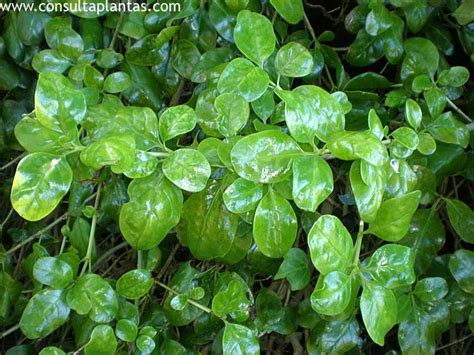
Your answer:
0,0 -> 473,353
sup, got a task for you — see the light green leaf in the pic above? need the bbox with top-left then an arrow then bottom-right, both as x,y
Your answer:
215,93 -> 250,137
120,172 -> 183,250
84,325 -> 117,355
350,160 -> 386,223
275,42 -> 314,77
231,130 -> 302,184
364,244 -> 416,288
80,135 -> 136,174
162,149 -> 211,192
254,190 -> 297,258
103,72 -> 132,93
178,175 -> 240,260
414,277 -> 448,303
274,248 -> 311,291
234,10 -> 275,66
292,155 -> 333,212
20,289 -> 70,339
223,177 -> 264,214
33,257 -> 74,289
269,0 -> 304,24
159,105 -> 197,142
223,322 -> 260,355
360,283 -> 397,346
446,199 -> 474,244
327,131 -> 388,166
116,269 -> 153,300
308,215 -> 354,275
427,112 -> 470,148
35,71 -> 86,132
218,58 -> 270,102
115,319 -> 138,342
368,190 -> 421,241
311,271 -> 352,316
401,37 -> 439,86
11,153 -> 73,221
449,249 -> 474,293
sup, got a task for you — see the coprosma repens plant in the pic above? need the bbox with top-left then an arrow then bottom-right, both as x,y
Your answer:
0,0 -> 474,353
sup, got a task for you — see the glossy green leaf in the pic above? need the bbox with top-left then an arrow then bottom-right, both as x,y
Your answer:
437,66 -> 470,87
275,42 -> 313,77
414,277 -> 448,303
399,209 -> 445,274
120,172 -> 183,250
311,271 -> 352,316
159,105 -> 197,142
66,273 -> 118,323
278,85 -> 345,143
215,93 -> 250,137
350,160 -> 386,223
20,289 -> 70,339
417,132 -> 437,155
84,325 -> 117,355
218,58 -> 270,102
162,149 -> 211,192
212,279 -> 250,322
360,282 -> 397,346
254,190 -> 297,258
234,10 -> 275,66
231,130 -> 302,184
308,215 -> 354,275
446,199 -> 474,243
392,127 -> 419,150
172,39 -> 201,79
327,130 -> 388,166
269,0 -> 304,24
401,37 -> 439,86
292,155 -> 333,212
427,112 -> 470,148
103,72 -> 132,93
115,319 -> 138,342
307,317 -> 362,354
398,299 -> 450,354
223,177 -> 263,214
33,257 -> 74,289
449,249 -> 474,293
368,190 -> 421,241
116,269 -> 153,300
178,175 -> 240,260
35,71 -> 87,132
11,153 -> 73,221
39,347 -> 65,355
405,98 -> 422,130
223,322 -> 260,355
274,248 -> 311,291
80,135 -> 136,173
364,244 -> 416,288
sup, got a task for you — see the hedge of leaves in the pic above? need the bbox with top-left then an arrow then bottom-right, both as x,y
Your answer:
1,0 -> 474,354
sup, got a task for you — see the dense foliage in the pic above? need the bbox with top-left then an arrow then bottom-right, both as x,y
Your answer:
1,0 -> 474,353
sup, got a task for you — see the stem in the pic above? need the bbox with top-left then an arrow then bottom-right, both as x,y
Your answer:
155,280 -> 213,314
436,334 -> 474,351
4,214 -> 68,256
0,153 -> 26,171
0,324 -> 20,339
353,220 -> 364,265
148,151 -> 170,158
80,183 -> 102,276
169,79 -> 185,106
92,241 -> 128,271
447,98 -> 472,123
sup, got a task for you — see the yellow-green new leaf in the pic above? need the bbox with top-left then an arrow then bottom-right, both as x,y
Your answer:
11,153 -> 73,221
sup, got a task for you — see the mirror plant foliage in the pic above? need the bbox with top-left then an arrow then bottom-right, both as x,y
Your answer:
1,0 -> 474,353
